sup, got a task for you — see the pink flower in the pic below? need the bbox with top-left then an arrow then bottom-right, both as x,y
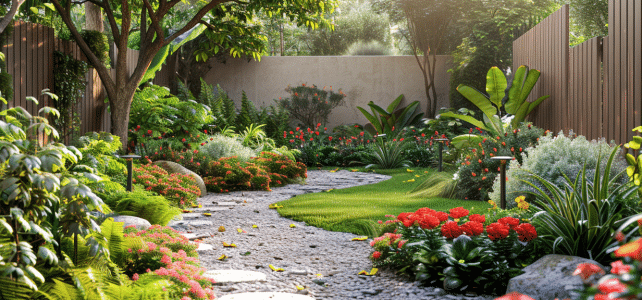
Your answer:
572,263 -> 605,280
132,273 -> 139,281
610,260 -> 631,275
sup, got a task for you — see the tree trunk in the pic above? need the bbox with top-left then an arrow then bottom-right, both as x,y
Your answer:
110,90 -> 134,151
84,3 -> 103,31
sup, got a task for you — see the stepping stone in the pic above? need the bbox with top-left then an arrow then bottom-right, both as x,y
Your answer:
215,202 -> 237,206
194,206 -> 232,212
217,292 -> 314,300
181,233 -> 210,240
202,270 -> 267,283
170,220 -> 213,227
197,243 -> 214,252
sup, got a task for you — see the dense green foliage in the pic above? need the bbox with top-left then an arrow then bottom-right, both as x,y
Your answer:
80,30 -> 110,67
53,51 -> 88,141
276,84 -> 346,128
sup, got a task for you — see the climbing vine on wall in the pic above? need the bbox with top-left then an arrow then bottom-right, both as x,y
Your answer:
53,51 -> 88,141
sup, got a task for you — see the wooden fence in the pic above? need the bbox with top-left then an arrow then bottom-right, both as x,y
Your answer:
513,1 -> 642,144
1,21 -> 148,142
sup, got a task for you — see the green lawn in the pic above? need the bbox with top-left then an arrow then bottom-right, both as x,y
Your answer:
276,168 -> 491,236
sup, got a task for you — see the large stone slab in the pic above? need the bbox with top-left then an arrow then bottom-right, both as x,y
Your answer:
506,254 -> 606,300
197,243 -> 214,252
112,215 -> 151,230
202,270 -> 267,283
218,292 -> 314,300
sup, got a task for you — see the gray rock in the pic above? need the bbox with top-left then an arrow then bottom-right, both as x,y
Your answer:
506,254 -> 606,300
153,160 -> 206,196
112,215 -> 151,230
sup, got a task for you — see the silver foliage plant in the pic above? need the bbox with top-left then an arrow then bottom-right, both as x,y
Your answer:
489,131 -> 627,208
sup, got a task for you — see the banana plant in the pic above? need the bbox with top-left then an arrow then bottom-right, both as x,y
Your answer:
357,94 -> 424,137
442,66 -> 549,137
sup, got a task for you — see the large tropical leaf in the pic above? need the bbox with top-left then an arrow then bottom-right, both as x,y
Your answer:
387,94 -> 404,113
486,67 -> 507,109
440,112 -> 487,132
505,65 -> 528,114
456,85 -> 497,122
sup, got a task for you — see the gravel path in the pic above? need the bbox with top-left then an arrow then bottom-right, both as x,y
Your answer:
169,170 -> 497,300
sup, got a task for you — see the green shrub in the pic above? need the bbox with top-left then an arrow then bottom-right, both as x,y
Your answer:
0,71 -> 12,102
200,134 -> 256,162
489,131 -> 627,208
101,190 -> 181,226
345,40 -> 391,55
276,83 -> 346,128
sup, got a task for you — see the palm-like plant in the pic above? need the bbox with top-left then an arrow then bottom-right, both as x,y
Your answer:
366,139 -> 412,169
526,146 -> 636,263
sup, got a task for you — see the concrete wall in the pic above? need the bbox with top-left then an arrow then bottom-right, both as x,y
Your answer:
204,55 -> 451,129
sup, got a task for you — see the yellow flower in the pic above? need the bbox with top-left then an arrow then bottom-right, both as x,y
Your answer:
488,200 -> 496,206
515,196 -> 526,203
458,259 -> 465,264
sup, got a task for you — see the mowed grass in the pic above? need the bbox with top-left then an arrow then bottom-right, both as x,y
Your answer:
276,168 -> 491,236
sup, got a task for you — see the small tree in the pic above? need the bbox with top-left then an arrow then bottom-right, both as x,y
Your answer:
51,0 -> 337,145
277,84 -> 345,128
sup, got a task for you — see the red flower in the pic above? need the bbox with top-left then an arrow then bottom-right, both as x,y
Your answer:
449,207 -> 470,219
147,129 -> 152,135
415,207 -> 436,216
469,214 -> 486,224
441,221 -> 462,239
598,278 -> 626,294
494,292 -> 535,300
461,221 -> 484,236
615,231 -> 625,242
498,217 -> 520,230
471,172 -> 476,177
328,136 -> 333,141
572,263 -> 605,280
432,211 -> 448,222
417,215 -> 440,230
514,223 -> 537,242
486,223 -> 509,241
610,260 -> 631,275
181,138 -> 186,142
372,251 -> 381,259
360,131 -> 364,136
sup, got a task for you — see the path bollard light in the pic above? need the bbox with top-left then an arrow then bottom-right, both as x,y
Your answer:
434,138 -> 449,172
117,154 -> 142,192
491,156 -> 514,209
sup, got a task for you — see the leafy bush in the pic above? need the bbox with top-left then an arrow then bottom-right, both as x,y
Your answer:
456,123 -> 543,201
276,84 -> 346,128
53,51 -> 88,141
371,207 -> 541,294
422,107 -> 477,140
81,30 -> 110,66
75,132 -> 127,182
199,134 -> 256,162
132,164 -> 201,208
129,85 -> 213,151
101,190 -> 181,225
489,131 -> 627,207
345,40 -> 391,55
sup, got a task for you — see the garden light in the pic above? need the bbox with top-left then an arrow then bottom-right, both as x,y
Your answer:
117,154 -> 142,191
434,138 -> 448,172
491,156 -> 513,209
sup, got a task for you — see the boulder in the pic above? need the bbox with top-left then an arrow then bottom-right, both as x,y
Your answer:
506,254 -> 606,300
153,160 -> 206,196
112,215 -> 151,230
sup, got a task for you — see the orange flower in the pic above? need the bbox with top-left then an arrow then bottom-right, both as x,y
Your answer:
615,238 -> 642,260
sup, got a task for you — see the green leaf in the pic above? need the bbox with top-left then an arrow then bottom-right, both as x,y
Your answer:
26,97 -> 39,105
140,44 -> 170,84
387,94 -> 404,113
450,134 -> 485,150
456,85 -> 497,122
505,66 -> 527,114
440,112 -> 487,132
486,67 -> 507,109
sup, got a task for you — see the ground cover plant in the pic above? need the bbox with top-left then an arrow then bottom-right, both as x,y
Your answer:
276,168 -> 491,237
132,163 -> 202,208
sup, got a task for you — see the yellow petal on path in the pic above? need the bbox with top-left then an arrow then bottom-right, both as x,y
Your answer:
351,236 -> 368,241
237,228 -> 247,233
358,268 -> 379,276
198,204 -> 202,208
329,168 -> 339,173
316,274 -> 323,278
203,213 -> 212,216
296,285 -> 305,291
269,204 -> 283,209
350,169 -> 358,172
269,264 -> 285,272
252,225 -> 258,228
358,270 -> 368,275
222,242 -> 237,247
290,224 -> 296,228
192,204 -> 198,208
217,254 -> 228,260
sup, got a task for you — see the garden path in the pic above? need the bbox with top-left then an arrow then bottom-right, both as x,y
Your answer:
169,170 -> 496,300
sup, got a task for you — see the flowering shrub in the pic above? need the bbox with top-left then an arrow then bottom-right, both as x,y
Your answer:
370,206 -> 541,294
276,84 -> 346,128
133,164 -> 201,208
454,123 -> 543,201
203,152 -> 307,193
121,225 -> 215,300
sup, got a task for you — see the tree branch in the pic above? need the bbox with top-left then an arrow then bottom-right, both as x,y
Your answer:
164,0 -> 226,46
0,0 -> 25,34
142,0 -> 164,42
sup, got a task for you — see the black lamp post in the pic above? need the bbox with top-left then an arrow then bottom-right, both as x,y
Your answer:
434,138 -> 448,172
491,156 -> 514,209
118,154 -> 142,191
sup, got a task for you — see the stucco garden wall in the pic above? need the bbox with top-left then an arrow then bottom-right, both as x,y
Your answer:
204,55 -> 451,129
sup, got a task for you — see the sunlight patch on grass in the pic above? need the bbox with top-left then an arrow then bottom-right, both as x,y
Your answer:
277,168 -> 491,236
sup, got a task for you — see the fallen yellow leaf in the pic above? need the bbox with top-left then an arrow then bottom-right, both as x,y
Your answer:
269,204 -> 283,209
358,268 -> 379,276
222,242 -> 237,247
325,189 -> 333,192
203,213 -> 212,216
296,285 -> 305,291
217,254 -> 228,260
237,228 -> 247,233
252,224 -> 258,228
406,169 -> 414,172
198,204 -> 202,208
329,168 -> 339,173
406,179 -> 415,182
290,224 -> 296,228
415,174 -> 421,177
350,169 -> 358,172
351,236 -> 368,241
192,204 -> 198,208
269,264 -> 284,272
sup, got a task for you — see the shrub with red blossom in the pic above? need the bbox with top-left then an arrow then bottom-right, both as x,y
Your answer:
133,164 -> 201,208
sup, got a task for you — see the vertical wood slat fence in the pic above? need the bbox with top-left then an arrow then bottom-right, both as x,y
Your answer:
513,0 -> 642,145
1,21 -> 157,142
